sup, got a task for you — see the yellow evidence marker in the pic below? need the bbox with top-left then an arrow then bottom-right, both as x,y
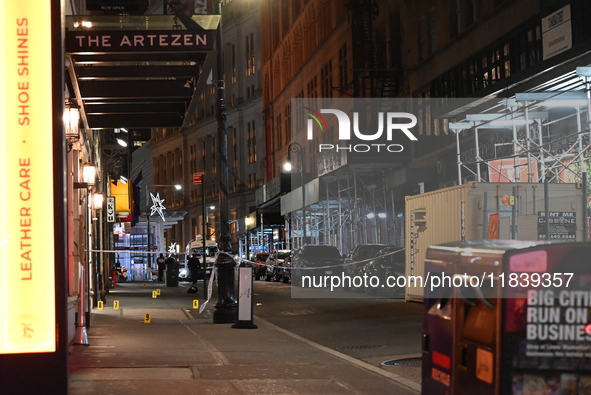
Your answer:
142,282 -> 147,287
114,300 -> 120,310
144,313 -> 151,323
98,301 -> 104,310
156,289 -> 161,295
152,291 -> 158,298
193,300 -> 199,309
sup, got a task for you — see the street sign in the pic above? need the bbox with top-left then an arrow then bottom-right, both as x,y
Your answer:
107,197 -> 116,222
193,172 -> 204,185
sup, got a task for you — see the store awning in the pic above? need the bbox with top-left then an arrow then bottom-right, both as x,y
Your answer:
65,15 -> 220,129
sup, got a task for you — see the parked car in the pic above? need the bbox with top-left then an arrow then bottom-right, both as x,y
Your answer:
178,262 -> 189,281
290,245 -> 344,286
281,254 -> 292,284
252,252 -> 270,280
362,246 -> 405,297
265,250 -> 291,282
343,244 -> 390,290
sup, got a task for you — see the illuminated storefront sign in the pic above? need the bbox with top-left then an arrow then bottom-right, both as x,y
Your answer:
0,1 -> 56,353
66,31 -> 215,52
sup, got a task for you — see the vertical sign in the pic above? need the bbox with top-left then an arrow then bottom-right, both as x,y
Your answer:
106,196 -> 115,222
542,5 -> 572,60
0,0 -> 56,353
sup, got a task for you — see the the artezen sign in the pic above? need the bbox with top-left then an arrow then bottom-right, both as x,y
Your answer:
0,1 -> 56,353
66,30 -> 215,52
107,197 -> 116,222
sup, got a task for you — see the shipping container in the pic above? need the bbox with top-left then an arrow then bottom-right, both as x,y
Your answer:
405,182 -> 585,300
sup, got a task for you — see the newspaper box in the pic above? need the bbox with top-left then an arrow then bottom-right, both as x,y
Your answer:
422,240 -> 591,395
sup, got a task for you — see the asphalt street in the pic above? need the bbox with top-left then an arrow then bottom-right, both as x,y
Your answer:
249,279 -> 424,386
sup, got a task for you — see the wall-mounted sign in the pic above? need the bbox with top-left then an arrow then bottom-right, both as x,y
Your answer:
193,172 -> 204,185
66,31 -> 215,53
107,197 -> 116,222
538,211 -> 577,241
1,1 -> 56,353
86,0 -> 144,12
542,5 -> 572,60
488,158 -> 539,183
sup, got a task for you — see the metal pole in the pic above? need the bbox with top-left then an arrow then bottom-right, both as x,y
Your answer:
213,0 -> 237,324
475,127 -> 482,182
301,155 -> 306,244
202,138 -> 207,299
524,106 -> 533,182
544,177 -> 550,240
73,263 -> 89,345
146,186 -> 151,269
583,172 -> 589,242
455,130 -> 462,184
337,177 -> 343,252
511,186 -> 517,239
483,192 -> 488,239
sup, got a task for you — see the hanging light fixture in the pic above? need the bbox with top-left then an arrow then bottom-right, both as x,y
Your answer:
64,104 -> 80,152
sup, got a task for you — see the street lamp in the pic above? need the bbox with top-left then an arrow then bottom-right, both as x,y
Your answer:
145,184 -> 182,269
285,142 -> 306,247
212,0 -> 238,324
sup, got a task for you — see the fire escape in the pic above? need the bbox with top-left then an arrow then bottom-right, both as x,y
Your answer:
348,0 -> 400,99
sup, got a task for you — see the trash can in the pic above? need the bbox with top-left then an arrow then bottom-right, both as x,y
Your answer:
422,240 -> 591,395
165,257 -> 179,287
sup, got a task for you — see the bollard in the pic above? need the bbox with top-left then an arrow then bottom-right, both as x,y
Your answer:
73,263 -> 90,345
112,271 -> 117,288
232,263 -> 257,329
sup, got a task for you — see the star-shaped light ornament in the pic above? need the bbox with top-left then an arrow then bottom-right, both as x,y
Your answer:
168,242 -> 177,255
150,192 -> 166,221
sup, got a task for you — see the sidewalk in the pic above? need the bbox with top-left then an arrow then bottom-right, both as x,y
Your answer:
68,282 -> 421,395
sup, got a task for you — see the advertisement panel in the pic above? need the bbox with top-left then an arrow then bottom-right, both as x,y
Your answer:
0,0 -> 56,353
503,244 -> 591,394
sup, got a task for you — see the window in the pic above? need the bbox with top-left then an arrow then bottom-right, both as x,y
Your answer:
321,60 -> 333,100
429,10 -> 437,53
232,128 -> 238,168
285,104 -> 291,144
338,44 -> 348,89
212,137 -> 217,174
231,44 -> 236,84
419,17 -> 428,60
431,20 -> 540,98
276,114 -> 282,150
247,121 -> 257,164
245,33 -> 255,76
419,10 -> 437,60
307,76 -> 317,98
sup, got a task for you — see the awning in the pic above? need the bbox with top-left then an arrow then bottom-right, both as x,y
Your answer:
65,15 -> 220,129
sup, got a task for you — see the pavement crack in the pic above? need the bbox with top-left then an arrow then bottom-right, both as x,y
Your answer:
180,320 -> 230,366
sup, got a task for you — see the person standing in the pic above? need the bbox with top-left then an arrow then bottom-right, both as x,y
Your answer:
187,253 -> 201,285
156,254 -> 166,282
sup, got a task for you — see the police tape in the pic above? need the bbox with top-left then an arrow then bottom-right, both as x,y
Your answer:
88,248 -> 406,272
88,249 -> 181,255
199,265 -> 217,314
242,249 -> 405,271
